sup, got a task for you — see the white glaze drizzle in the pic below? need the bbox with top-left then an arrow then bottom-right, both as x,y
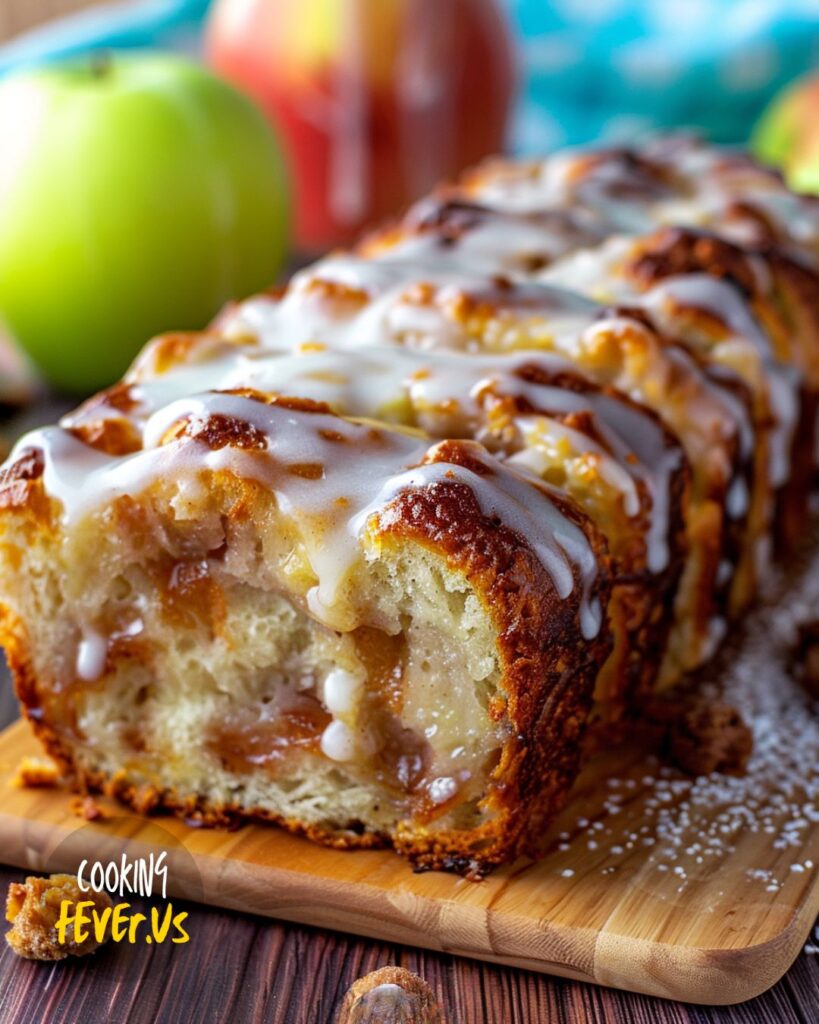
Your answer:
76,625 -> 108,683
68,343 -> 680,576
234,229 -> 750,435
465,137 -> 819,258
350,442 -> 602,640
14,393 -> 602,636
223,252 -> 604,358
320,720 -> 357,762
375,197 -> 608,274
218,252 -> 748,513
540,242 -> 799,491
322,667 -> 364,715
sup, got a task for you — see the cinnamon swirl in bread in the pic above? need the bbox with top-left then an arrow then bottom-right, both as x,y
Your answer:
1,137 -> 817,874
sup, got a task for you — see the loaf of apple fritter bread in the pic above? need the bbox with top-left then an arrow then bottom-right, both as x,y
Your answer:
1,136 -> 819,875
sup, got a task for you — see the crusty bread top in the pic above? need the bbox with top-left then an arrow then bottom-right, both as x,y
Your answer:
457,135 -> 819,259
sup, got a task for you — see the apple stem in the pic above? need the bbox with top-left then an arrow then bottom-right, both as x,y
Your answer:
89,50 -> 112,79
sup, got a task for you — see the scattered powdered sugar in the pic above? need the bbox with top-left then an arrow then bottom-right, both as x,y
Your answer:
554,533 -> 819,921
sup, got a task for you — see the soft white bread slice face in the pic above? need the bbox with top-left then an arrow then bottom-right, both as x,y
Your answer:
0,397 -> 610,874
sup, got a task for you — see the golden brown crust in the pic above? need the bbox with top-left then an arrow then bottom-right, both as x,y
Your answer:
623,225 -> 819,552
382,443 -> 612,869
0,609 -> 76,778
628,227 -> 760,297
0,448 -> 45,511
67,419 -> 142,457
626,226 -> 819,385
128,331 -> 238,379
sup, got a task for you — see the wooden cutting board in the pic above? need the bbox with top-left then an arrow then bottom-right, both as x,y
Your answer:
2,707 -> 818,1007
4,542 -> 819,1005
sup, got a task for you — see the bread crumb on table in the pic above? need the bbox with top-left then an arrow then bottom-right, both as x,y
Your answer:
5,874 -> 112,961
336,966 -> 444,1023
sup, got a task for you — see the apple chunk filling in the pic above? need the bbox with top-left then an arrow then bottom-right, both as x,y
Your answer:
206,694 -> 331,774
203,616 -> 507,823
61,526 -> 510,838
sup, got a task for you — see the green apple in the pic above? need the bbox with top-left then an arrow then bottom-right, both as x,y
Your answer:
0,52 -> 290,393
752,75 -> 819,194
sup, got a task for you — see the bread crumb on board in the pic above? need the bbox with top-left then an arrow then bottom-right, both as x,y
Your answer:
665,701 -> 753,777
336,966 -> 445,1024
794,619 -> 819,699
69,795 -> 107,821
10,755 -> 107,819
5,874 -> 112,961
642,697 -> 753,777
11,756 -> 60,789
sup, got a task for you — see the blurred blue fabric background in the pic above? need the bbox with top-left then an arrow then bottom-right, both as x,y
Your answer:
507,0 -> 819,149
0,0 -> 817,151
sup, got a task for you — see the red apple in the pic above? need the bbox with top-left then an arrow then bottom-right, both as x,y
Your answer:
205,0 -> 516,251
